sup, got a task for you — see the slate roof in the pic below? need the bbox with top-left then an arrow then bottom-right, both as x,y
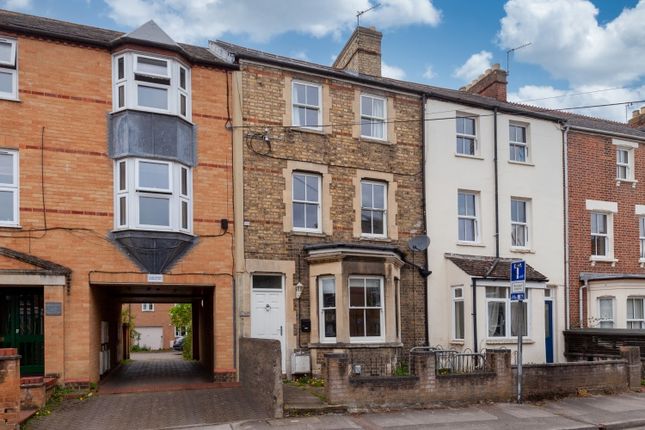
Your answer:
0,9 -> 236,68
444,253 -> 548,282
213,40 -> 645,140
0,246 -> 71,275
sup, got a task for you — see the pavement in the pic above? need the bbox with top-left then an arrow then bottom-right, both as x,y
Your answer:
180,392 -> 645,430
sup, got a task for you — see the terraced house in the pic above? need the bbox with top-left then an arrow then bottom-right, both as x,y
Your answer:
0,10 -> 237,385
212,27 -> 428,377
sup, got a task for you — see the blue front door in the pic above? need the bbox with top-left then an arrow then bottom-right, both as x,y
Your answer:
545,299 -> 554,363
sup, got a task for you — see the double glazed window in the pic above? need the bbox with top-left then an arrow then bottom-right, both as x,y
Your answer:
590,212 -> 608,257
361,180 -> 387,237
0,150 -> 18,226
0,37 -> 17,100
597,297 -> 614,328
349,277 -> 384,341
319,277 -> 337,342
509,124 -> 528,162
486,287 -> 528,337
456,116 -> 476,156
292,81 -> 322,130
292,172 -> 321,232
113,53 -> 191,119
511,198 -> 529,247
115,159 -> 192,232
452,287 -> 464,340
626,297 -> 645,329
360,94 -> 386,140
458,191 -> 478,242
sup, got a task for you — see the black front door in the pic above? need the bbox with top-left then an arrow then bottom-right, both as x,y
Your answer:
0,288 -> 45,375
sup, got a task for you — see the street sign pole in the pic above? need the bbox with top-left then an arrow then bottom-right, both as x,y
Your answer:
510,260 -> 526,404
517,300 -> 523,404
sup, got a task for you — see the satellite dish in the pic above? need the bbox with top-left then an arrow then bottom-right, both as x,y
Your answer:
408,235 -> 430,252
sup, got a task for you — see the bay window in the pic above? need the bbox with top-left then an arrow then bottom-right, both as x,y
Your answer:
597,297 -> 614,328
115,158 -> 192,232
319,277 -> 336,342
486,286 -> 528,338
349,276 -> 384,342
452,287 -> 464,340
626,297 -> 645,329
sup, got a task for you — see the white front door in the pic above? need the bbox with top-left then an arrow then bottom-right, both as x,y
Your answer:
251,274 -> 286,371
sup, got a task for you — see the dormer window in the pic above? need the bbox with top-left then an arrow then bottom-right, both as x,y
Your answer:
113,52 -> 191,120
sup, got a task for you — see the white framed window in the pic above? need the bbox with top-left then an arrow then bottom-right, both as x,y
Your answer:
511,198 -> 529,248
0,149 -> 19,226
349,276 -> 384,342
292,172 -> 321,232
458,191 -> 479,243
174,326 -> 188,337
292,81 -> 322,130
456,115 -> 477,156
0,37 -> 18,100
452,287 -> 465,340
360,180 -> 387,237
114,158 -> 192,233
616,147 -> 634,181
640,217 -> 645,260
597,296 -> 614,328
591,212 -> 609,257
627,297 -> 645,329
112,52 -> 191,119
319,277 -> 337,343
509,123 -> 528,162
486,287 -> 528,338
360,94 -> 387,140
142,303 -> 154,312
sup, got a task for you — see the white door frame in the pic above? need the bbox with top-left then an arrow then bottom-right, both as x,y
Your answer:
250,273 -> 286,371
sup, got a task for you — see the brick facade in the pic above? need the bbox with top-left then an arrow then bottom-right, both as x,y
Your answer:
0,349 -> 20,430
128,303 -> 179,350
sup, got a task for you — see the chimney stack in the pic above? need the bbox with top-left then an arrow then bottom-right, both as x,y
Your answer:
628,107 -> 645,130
460,64 -> 508,102
333,26 -> 382,77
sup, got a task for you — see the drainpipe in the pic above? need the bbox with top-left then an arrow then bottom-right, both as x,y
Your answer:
421,93 -> 429,346
579,278 -> 588,328
561,122 -> 571,330
472,277 -> 478,352
493,108 -> 500,258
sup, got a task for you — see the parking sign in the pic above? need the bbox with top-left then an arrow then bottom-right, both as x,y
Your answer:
510,260 -> 526,301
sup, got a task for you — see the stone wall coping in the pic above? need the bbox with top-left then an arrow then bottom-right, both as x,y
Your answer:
0,354 -> 21,361
310,342 -> 403,349
349,375 -> 419,385
436,372 -> 496,379
513,359 -> 626,369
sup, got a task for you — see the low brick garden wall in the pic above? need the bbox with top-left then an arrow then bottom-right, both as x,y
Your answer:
239,338 -> 283,418
0,348 -> 20,430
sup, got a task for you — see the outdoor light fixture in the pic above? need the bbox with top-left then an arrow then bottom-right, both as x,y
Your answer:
295,281 -> 304,299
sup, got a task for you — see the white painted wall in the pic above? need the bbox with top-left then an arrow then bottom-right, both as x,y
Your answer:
424,99 -> 565,363
588,279 -> 645,328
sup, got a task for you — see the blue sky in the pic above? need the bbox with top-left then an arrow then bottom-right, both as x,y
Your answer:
2,0 -> 644,121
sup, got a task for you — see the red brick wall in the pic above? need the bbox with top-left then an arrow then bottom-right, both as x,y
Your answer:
128,304 -> 178,350
567,130 -> 645,327
0,349 -> 20,429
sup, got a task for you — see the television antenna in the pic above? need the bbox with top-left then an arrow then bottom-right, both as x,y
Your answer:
506,42 -> 531,75
356,3 -> 380,27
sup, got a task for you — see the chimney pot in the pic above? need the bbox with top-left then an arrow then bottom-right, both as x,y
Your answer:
628,105 -> 645,130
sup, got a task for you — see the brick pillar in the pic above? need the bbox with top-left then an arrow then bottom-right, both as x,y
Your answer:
411,350 -> 436,394
0,348 -> 21,430
486,349 -> 513,401
44,285 -> 65,380
324,353 -> 349,405
620,346 -> 642,391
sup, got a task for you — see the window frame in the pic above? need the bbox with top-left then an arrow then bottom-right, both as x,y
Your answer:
640,217 -> 645,261
0,37 -> 18,100
348,276 -> 385,343
360,180 -> 388,238
616,147 -> 634,181
318,276 -> 337,343
291,80 -> 322,131
485,286 -> 529,339
360,94 -> 387,141
452,286 -> 465,341
456,114 -> 477,156
292,171 -> 322,233
509,123 -> 529,163
457,190 -> 479,243
134,54 -> 171,79
511,198 -> 530,249
141,303 -> 154,312
597,296 -> 615,328
626,297 -> 645,329
590,212 -> 609,258
0,149 -> 19,227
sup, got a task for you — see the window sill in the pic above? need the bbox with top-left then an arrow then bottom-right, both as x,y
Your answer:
290,230 -> 327,238
359,136 -> 392,146
0,96 -> 20,103
449,340 -> 465,346
589,256 -> 618,267
616,178 -> 638,188
510,247 -> 535,254
508,160 -> 534,167
456,241 -> 485,247
455,153 -> 484,160
308,342 -> 403,349
289,126 -> 326,135
0,224 -> 22,229
360,235 -> 391,242
486,338 -> 535,345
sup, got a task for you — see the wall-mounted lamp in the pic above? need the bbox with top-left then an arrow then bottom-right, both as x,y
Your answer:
295,281 -> 304,299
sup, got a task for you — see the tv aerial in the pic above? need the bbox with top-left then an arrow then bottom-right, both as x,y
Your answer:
356,3 -> 380,27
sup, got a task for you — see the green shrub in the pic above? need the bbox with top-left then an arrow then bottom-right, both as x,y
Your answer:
182,331 -> 193,360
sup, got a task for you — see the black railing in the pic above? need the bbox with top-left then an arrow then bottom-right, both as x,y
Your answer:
434,349 -> 487,375
564,329 -> 645,361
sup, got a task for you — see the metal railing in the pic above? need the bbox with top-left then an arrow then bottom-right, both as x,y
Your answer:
434,349 -> 487,375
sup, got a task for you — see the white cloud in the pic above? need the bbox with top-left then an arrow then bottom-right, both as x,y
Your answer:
509,84 -> 645,122
453,50 -> 492,82
104,0 -> 441,44
422,65 -> 436,80
499,0 -> 645,87
291,50 -> 309,61
0,0 -> 31,10
382,62 -> 406,80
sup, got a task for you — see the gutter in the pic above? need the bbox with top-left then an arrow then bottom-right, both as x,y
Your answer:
472,277 -> 478,352
567,124 -> 645,142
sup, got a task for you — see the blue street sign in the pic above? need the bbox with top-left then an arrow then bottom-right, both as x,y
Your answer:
510,260 -> 526,282
511,292 -> 526,301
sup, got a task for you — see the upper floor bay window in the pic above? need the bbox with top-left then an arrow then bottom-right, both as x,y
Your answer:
0,149 -> 19,226
292,81 -> 322,130
292,172 -> 321,232
113,52 -> 191,120
509,123 -> 528,162
360,94 -> 386,140
458,191 -> 479,243
115,158 -> 192,233
590,212 -> 608,257
456,115 -> 476,156
0,37 -> 18,100
361,180 -> 387,237
511,198 -> 529,248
